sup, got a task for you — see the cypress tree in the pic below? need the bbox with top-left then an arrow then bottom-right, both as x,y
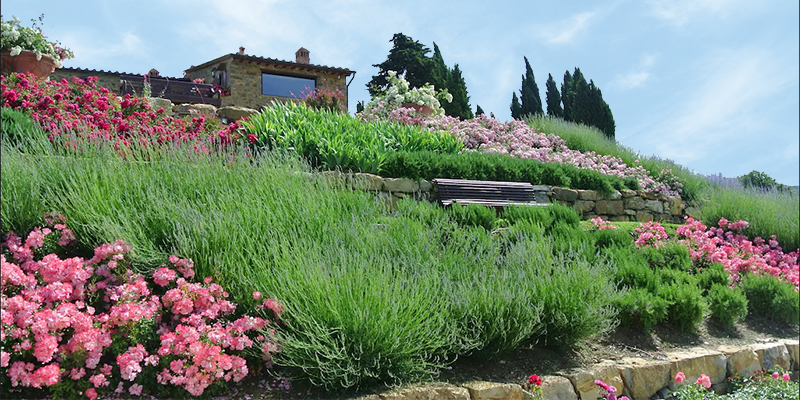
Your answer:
561,70 -> 573,121
368,33 -> 432,96
520,57 -> 543,117
545,73 -> 563,118
356,101 -> 365,114
430,42 -> 450,92
476,104 -> 485,116
444,64 -> 473,119
510,92 -> 522,120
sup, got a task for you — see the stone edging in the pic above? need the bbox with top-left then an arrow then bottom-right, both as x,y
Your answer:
354,339 -> 798,400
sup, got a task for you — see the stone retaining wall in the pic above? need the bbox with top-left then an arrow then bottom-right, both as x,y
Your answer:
356,339 -> 799,400
320,172 -> 694,223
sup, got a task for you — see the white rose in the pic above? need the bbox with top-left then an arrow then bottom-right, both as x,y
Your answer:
9,46 -> 22,56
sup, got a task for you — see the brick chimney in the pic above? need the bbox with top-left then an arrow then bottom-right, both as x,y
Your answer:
238,46 -> 245,55
295,47 -> 310,64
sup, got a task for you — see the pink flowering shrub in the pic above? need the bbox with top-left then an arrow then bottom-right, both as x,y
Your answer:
302,87 -> 347,112
590,217 -> 617,231
634,221 -> 669,249
677,217 -> 799,290
359,107 -> 682,196
0,73 -> 247,154
1,214 -> 283,399
593,379 -> 630,400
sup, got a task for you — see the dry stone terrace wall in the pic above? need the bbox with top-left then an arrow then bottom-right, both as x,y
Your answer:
321,172 -> 692,223
355,340 -> 799,400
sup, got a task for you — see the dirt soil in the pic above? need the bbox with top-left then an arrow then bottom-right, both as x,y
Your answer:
220,317 -> 798,400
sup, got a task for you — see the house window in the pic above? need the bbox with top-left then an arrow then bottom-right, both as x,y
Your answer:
261,73 -> 315,98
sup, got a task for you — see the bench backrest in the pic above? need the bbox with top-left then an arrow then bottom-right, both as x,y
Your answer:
432,178 -> 538,207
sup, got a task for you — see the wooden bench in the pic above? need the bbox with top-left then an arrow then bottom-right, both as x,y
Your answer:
432,178 -> 545,207
119,74 -> 221,107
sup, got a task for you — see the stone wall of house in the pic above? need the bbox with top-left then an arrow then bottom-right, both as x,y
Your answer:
50,69 -> 122,93
224,60 -> 348,111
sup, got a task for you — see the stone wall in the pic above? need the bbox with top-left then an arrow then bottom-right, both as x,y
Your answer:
320,172 -> 692,223
359,339 -> 799,400
184,58 -> 349,111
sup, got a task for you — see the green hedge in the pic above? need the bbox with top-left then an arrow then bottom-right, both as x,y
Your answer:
382,151 -> 639,193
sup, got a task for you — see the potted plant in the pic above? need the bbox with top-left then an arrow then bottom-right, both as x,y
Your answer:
1,14 -> 74,79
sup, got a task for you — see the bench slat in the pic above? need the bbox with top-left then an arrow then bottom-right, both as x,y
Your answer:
433,177 -> 540,207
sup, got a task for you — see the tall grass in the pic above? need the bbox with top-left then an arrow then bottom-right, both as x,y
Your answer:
0,138 -> 618,391
526,115 -> 710,201
700,186 -> 799,252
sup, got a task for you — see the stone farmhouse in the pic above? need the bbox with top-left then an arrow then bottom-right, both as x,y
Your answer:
50,47 -> 355,112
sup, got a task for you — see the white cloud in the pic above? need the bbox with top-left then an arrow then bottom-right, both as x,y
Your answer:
647,0 -> 749,26
59,31 -> 149,70
612,54 -> 656,89
538,11 -> 596,44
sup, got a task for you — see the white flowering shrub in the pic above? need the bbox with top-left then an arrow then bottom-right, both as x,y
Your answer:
1,14 -> 74,66
362,71 -> 452,118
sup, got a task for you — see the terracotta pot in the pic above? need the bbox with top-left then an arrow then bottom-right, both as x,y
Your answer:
1,50 -> 58,80
402,102 -> 434,116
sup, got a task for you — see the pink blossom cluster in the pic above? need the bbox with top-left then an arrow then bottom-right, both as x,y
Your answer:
0,73 -> 248,154
1,214 -> 283,399
676,217 -> 799,290
593,379 -> 630,400
362,107 -> 681,196
590,217 -> 617,231
634,221 -> 669,249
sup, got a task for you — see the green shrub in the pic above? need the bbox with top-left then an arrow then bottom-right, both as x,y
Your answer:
658,282 -> 707,333
614,288 -> 669,332
700,186 -> 799,252
382,150 -> 635,193
1,107 -> 48,146
659,267 -> 699,287
611,248 -> 661,293
696,263 -> 730,293
638,243 -> 693,271
502,203 -> 580,231
707,284 -> 748,328
741,274 -> 800,324
593,228 -> 633,249
448,203 -> 496,231
241,101 -> 462,174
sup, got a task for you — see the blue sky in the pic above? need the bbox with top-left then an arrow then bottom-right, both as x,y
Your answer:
3,0 -> 798,185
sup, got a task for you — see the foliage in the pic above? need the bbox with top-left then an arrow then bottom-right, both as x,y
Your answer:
614,288 -> 669,332
444,64 -> 473,120
363,71 -> 452,117
0,14 -> 74,67
242,101 -> 462,174
382,150 -> 634,193
475,104 -> 485,116
740,274 -> 799,324
699,186 -> 798,252
658,282 -> 707,333
560,67 -> 615,140
518,56 -> 543,118
448,203 -> 496,231
738,170 -> 787,192
707,284 -> 748,328
367,33 -> 433,97
302,87 -> 346,113
672,369 -> 798,400
510,91 -> 521,120
545,73 -> 563,118
0,219 -> 279,399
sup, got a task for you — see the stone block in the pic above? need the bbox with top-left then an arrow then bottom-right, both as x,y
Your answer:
751,343 -> 791,371
595,200 -> 624,215
553,187 -> 579,202
177,103 -> 217,118
217,105 -> 258,121
684,207 -> 701,218
320,170 -> 345,185
462,381 -> 523,400
604,190 -> 622,200
533,185 -> 551,192
666,348 -> 727,389
781,339 -> 799,370
578,190 -> 598,201
624,196 -> 646,210
540,375 -> 578,400
536,194 -> 551,204
610,215 -> 630,222
618,358 -> 671,400
640,192 -> 657,200
573,201 -> 595,214
419,179 -> 432,192
567,362 -> 624,400
381,383 -> 471,400
669,198 -> 686,215
148,97 -> 173,114
718,345 -> 761,378
644,200 -> 663,214
383,178 -> 419,193
620,189 -> 637,198
349,173 -> 383,191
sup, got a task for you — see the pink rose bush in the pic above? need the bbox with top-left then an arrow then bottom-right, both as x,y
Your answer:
677,217 -> 799,290
360,106 -> 683,196
1,214 -> 283,399
634,221 -> 669,249
593,379 -> 630,400
590,217 -> 617,231
0,73 -> 248,154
